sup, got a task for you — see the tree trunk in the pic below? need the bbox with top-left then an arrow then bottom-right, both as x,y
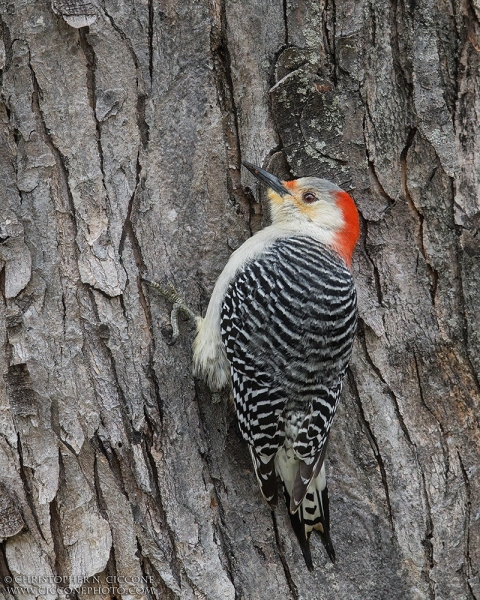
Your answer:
0,0 -> 479,598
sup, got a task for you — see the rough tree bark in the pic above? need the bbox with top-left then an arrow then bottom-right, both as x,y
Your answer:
0,0 -> 479,599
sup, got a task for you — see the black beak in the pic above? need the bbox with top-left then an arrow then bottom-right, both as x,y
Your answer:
242,161 -> 292,197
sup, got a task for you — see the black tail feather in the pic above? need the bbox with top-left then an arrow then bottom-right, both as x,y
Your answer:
314,486 -> 335,563
284,487 -> 314,571
290,458 -> 315,513
284,483 -> 336,569
291,440 -> 330,513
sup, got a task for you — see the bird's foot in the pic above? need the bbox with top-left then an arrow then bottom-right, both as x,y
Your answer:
142,276 -> 197,344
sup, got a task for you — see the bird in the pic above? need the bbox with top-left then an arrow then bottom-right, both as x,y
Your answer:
191,161 -> 360,569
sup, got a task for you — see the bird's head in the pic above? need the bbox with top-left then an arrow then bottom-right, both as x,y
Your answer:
243,161 -> 360,267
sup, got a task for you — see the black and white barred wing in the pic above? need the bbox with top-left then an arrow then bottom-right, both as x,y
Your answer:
220,237 -> 357,507
221,258 -> 288,506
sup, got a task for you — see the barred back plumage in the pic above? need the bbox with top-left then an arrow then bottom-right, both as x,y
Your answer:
220,235 -> 357,568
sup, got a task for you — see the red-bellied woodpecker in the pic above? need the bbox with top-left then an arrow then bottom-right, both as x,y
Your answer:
144,161 -> 360,570
192,162 -> 360,569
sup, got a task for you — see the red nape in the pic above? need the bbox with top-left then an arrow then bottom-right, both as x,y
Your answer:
333,191 -> 360,267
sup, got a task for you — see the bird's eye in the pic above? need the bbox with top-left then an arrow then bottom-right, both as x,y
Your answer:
303,192 -> 317,204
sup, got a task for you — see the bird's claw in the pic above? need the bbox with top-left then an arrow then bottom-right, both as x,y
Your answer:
142,276 -> 197,344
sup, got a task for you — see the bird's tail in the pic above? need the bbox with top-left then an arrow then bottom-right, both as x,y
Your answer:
275,447 -> 335,570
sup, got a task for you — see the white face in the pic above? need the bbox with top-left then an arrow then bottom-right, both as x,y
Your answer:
267,177 -> 345,233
